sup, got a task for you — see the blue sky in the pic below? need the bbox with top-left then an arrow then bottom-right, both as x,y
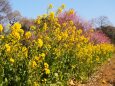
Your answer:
10,0 -> 115,25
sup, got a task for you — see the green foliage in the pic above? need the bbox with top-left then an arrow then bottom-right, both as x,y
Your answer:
0,9 -> 114,86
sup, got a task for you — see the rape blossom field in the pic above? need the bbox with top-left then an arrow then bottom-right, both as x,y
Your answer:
0,4 -> 114,86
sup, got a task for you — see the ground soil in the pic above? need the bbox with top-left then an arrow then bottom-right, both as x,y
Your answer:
76,54 -> 115,86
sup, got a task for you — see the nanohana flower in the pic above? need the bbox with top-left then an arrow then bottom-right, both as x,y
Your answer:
11,31 -> 20,40
11,22 -> 21,31
61,4 -> 66,9
35,56 -> 39,61
43,23 -> 47,31
25,31 -> 31,39
69,20 -> 74,25
5,44 -> 11,52
0,24 -> 3,32
39,53 -> 46,58
49,12 -> 55,19
57,35 -> 62,41
36,19 -> 41,25
18,29 -> 24,35
68,9 -> 75,15
0,35 -> 4,39
45,68 -> 50,74
57,8 -> 62,14
44,62 -> 49,69
30,26 -> 36,30
48,4 -> 53,9
34,82 -> 39,86
77,29 -> 82,35
37,39 -> 43,48
9,58 -> 14,63
47,44 -> 51,49
32,61 -> 37,68
62,23 -> 67,27
44,62 -> 50,74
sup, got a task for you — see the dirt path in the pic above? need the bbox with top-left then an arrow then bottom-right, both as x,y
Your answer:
83,54 -> 115,86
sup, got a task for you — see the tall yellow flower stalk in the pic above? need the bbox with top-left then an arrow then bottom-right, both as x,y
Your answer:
0,24 -> 3,33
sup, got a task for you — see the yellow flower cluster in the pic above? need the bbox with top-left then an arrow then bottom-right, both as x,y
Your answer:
11,31 -> 20,40
5,44 -> 11,52
11,22 -> 21,30
49,12 -> 55,20
68,9 -> 75,15
34,53 -> 45,62
0,9 -> 114,85
44,63 -> 50,75
43,23 -> 47,31
37,39 -> 43,48
25,31 -> 31,39
61,4 -> 66,9
9,57 -> 15,63
32,61 -> 37,68
10,22 -> 24,40
56,4 -> 66,14
0,35 -> 4,39
48,4 -> 53,9
29,53 -> 46,69
30,26 -> 36,30
0,24 -> 3,32
33,82 -> 39,86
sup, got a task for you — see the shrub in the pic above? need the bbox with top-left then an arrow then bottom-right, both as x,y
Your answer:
0,9 -> 114,85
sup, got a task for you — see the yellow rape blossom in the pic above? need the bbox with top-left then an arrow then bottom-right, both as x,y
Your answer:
37,39 -> 43,48
48,4 -> 53,9
5,44 -> 11,52
47,44 -> 51,49
25,31 -> 31,39
30,26 -> 36,30
68,9 -> 75,15
45,68 -> 50,74
44,62 -> 50,74
11,22 -> 21,31
0,24 -> 3,32
37,19 -> 41,25
77,29 -> 82,35
0,35 -> 4,39
49,12 -> 55,19
61,32 -> 68,39
40,53 -> 46,58
62,23 -> 67,27
22,47 -> 28,58
35,56 -> 43,62
34,82 -> 39,86
57,8 -> 62,14
57,35 -> 62,41
69,21 -> 74,25
44,62 -> 49,69
61,4 -> 66,9
43,23 -> 47,31
34,53 -> 45,62
9,58 -> 14,63
32,61 -> 37,68
11,31 -> 20,40
35,56 -> 39,61
18,29 -> 24,35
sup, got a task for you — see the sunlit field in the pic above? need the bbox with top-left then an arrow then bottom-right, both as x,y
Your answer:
0,1 -> 115,86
